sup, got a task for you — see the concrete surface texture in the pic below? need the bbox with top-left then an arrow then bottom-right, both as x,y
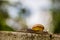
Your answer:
0,31 -> 60,40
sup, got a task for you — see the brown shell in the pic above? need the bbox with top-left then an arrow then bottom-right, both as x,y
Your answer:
32,24 -> 44,31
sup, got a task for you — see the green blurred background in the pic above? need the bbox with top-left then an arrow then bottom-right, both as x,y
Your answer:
0,0 -> 60,33
0,1 -> 14,31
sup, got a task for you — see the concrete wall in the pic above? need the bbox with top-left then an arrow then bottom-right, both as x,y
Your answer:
0,31 -> 60,40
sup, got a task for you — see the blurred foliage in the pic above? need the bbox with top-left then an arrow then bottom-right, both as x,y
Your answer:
52,0 -> 60,33
0,0 -> 60,33
0,10 -> 14,31
0,1 -> 8,5
52,9 -> 60,33
0,1 -> 14,31
18,8 -> 28,30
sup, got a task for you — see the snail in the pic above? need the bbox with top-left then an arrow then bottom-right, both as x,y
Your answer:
32,24 -> 44,32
